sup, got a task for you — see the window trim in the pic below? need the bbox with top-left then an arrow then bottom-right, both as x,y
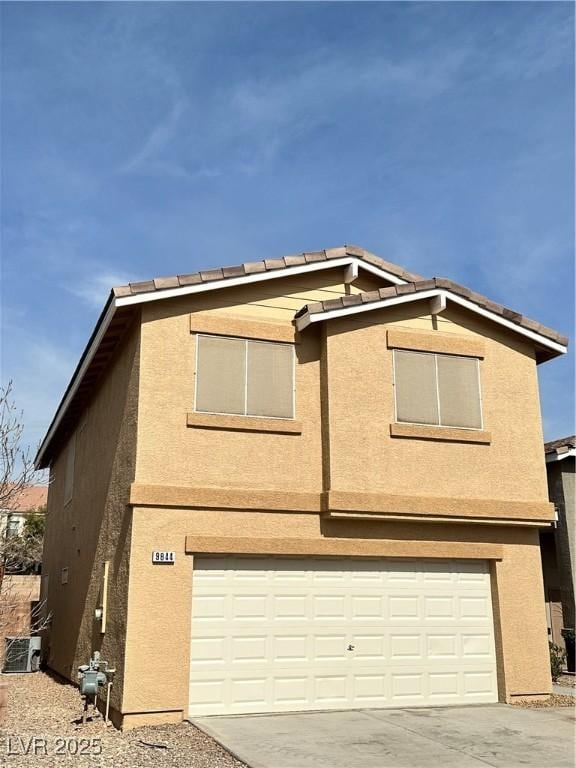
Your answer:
392,349 -> 484,432
194,333 -> 296,421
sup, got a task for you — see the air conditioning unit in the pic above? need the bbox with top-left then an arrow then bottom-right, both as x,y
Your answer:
3,636 -> 41,673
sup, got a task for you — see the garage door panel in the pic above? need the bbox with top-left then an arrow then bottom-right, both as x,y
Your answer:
461,633 -> 493,657
389,595 -> 420,619
313,634 -> 347,661
349,633 -> 386,660
427,633 -> 458,658
429,672 -> 460,697
189,557 -> 498,716
463,670 -> 497,696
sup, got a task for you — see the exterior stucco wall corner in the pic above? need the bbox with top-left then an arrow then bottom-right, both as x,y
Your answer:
490,530 -> 552,700
41,322 -> 141,712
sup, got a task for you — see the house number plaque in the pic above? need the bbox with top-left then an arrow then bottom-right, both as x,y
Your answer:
152,551 -> 176,564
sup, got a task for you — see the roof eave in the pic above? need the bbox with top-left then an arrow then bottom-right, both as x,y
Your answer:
295,288 -> 568,362
545,447 -> 576,463
35,254 -> 408,469
35,291 -> 118,469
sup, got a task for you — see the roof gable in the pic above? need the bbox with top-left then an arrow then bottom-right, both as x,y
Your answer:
111,245 -> 422,302
35,246 -> 568,469
35,246 -> 413,468
294,278 -> 568,362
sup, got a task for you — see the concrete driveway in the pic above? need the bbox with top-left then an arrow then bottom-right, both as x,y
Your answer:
193,705 -> 575,768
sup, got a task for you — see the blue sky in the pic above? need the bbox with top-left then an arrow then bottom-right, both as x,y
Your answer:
1,1 -> 574,457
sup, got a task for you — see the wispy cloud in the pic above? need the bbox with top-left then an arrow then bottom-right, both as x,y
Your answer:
67,271 -> 131,308
4,334 -> 78,459
1,1 -> 572,450
120,94 -> 187,174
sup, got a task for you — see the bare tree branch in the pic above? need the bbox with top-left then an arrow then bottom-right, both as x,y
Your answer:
0,381 -> 47,665
0,381 -> 36,512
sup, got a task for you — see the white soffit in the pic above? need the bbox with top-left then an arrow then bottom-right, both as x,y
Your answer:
546,448 -> 576,463
114,257 -> 406,308
36,257 -> 402,466
295,288 -> 568,358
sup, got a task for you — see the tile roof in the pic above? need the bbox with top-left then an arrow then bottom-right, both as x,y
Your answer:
35,244 -> 568,469
2,485 -> 48,512
294,277 -> 569,347
112,245 -> 425,298
544,435 -> 576,455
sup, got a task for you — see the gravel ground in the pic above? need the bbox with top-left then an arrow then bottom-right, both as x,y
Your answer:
511,693 -> 575,708
556,674 -> 576,688
0,672 -> 246,767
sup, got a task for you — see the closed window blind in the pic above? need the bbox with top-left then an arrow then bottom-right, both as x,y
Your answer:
196,335 -> 294,419
437,354 -> 482,429
196,336 -> 246,415
394,349 -> 482,429
394,350 -> 439,425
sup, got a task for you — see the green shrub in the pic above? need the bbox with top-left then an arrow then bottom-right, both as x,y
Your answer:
549,642 -> 566,681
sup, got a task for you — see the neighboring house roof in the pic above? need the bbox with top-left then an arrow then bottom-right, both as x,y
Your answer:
35,244 -> 568,469
545,435 -> 576,463
1,485 -> 48,514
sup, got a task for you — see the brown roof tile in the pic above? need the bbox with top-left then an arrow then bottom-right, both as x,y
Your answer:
303,251 -> 327,263
545,435 -> 576,454
154,276 -> 180,290
296,278 -> 569,349
178,272 -> 203,286
325,246 -> 348,259
243,261 -> 267,274
378,285 -> 398,299
112,285 -> 133,298
130,280 -> 156,294
264,258 -> 286,270
221,265 -> 246,279
113,245 -> 426,298
284,254 -> 308,267
37,244 -> 568,470
360,290 -> 382,304
344,244 -> 364,257
341,293 -> 364,307
200,268 -> 224,281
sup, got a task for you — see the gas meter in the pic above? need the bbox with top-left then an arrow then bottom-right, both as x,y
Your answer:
77,651 -> 116,724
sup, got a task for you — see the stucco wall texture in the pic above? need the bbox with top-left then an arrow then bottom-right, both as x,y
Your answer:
546,458 -> 575,628
42,267 -> 556,728
42,322 -> 140,713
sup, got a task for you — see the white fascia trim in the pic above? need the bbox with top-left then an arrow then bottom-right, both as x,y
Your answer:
114,257 -> 406,309
546,447 -> 576,463
296,289 -> 568,357
36,257 -> 406,467
35,298 -> 118,468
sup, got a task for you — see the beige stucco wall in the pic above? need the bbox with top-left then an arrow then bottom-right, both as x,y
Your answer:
42,264 -> 557,727
120,507 -> 551,723
324,304 -> 549,502
135,270 -> 549,508
135,268 -> 380,491
42,323 -> 140,711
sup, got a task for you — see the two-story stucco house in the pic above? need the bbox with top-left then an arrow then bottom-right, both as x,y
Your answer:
37,246 -> 568,729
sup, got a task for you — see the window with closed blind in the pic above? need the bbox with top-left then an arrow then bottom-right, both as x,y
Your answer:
195,335 -> 294,419
394,349 -> 483,429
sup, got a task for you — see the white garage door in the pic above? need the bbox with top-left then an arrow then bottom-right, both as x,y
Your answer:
189,557 -> 498,717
